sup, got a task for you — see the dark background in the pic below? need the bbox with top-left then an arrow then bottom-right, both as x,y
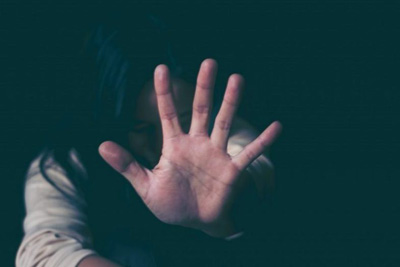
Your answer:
1,0 -> 399,266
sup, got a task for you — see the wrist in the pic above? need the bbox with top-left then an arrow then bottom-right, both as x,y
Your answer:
201,217 -> 244,239
224,231 -> 245,241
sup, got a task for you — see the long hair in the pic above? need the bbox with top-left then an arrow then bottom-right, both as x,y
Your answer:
39,9 -> 192,195
30,6 -> 248,265
34,5 -> 233,255
34,7 -> 201,248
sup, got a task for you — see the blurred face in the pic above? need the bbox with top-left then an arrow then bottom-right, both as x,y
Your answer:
128,78 -> 195,168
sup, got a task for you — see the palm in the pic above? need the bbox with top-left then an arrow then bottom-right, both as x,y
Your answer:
146,135 -> 240,228
99,59 -> 282,237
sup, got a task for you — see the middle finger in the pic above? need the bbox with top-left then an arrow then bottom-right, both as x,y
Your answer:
189,59 -> 218,136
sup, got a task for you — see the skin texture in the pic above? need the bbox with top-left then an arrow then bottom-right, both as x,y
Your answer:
80,59 -> 282,266
128,77 -> 195,168
98,59 -> 282,238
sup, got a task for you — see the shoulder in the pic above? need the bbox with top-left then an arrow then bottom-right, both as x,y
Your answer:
25,147 -> 88,182
24,147 -> 89,209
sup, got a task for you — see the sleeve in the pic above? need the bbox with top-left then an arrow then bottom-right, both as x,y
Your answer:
16,148 -> 98,267
226,117 -> 275,198
223,117 -> 276,241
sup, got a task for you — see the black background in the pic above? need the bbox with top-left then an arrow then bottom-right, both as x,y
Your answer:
1,0 -> 399,266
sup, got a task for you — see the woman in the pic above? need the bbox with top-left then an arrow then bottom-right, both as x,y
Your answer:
16,7 -> 282,267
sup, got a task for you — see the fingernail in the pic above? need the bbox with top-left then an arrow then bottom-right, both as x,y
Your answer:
156,65 -> 167,81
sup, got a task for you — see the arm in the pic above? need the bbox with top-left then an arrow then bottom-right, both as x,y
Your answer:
16,148 -> 121,267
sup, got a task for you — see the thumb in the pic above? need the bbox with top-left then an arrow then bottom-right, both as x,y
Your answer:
98,141 -> 150,197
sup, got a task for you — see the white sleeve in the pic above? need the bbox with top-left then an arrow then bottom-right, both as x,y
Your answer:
16,148 -> 98,267
227,117 -> 275,198
223,117 -> 276,241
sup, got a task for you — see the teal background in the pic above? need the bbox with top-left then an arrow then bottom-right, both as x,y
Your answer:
1,1 -> 399,266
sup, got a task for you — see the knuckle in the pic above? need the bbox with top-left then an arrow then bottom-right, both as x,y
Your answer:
194,104 -> 210,114
258,136 -> 270,148
217,119 -> 231,131
223,96 -> 238,108
196,81 -> 212,91
155,90 -> 171,96
243,149 -> 256,161
161,111 -> 177,121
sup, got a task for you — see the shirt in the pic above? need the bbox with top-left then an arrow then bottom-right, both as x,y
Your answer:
15,118 -> 274,267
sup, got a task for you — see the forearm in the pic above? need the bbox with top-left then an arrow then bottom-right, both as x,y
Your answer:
78,255 -> 123,267
17,149 -> 100,267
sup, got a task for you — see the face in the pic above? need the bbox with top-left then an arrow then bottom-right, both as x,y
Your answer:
128,78 -> 195,168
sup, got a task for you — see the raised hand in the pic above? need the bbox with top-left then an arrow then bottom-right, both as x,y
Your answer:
98,59 -> 282,237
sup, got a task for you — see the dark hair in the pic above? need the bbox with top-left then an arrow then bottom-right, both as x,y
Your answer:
32,7 -> 208,245
34,6 -> 232,244
35,5 -> 234,243
38,8 -> 193,203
